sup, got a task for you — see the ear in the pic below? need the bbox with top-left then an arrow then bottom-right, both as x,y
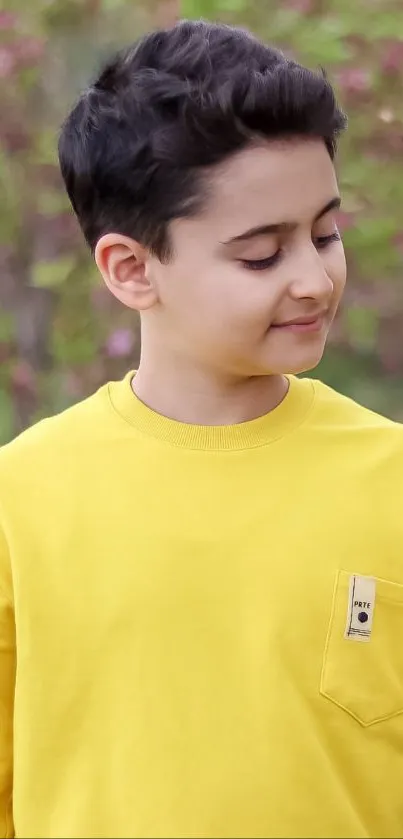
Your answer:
94,234 -> 158,311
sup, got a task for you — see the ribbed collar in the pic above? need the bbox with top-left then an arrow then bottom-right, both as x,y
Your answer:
107,371 -> 315,451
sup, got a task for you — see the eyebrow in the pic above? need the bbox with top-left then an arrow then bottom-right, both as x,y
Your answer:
221,196 -> 341,245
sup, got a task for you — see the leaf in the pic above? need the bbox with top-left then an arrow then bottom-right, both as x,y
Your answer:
181,0 -> 231,17
0,313 -> 15,343
295,22 -> 353,64
219,0 -> 247,11
343,216 -> 401,276
101,0 -> 137,7
0,148 -> 20,242
345,306 -> 379,352
0,386 -> 14,446
37,189 -> 70,217
33,130 -> 58,166
52,331 -> 97,365
31,255 -> 76,288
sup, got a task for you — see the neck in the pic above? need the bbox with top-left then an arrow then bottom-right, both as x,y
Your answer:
131,356 -> 289,426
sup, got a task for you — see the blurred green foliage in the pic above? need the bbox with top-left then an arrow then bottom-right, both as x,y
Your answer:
1,0 -> 403,443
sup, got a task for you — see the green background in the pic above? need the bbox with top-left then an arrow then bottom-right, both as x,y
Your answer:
1,0 -> 403,442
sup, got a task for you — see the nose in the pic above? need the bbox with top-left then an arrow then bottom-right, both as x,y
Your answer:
287,243 -> 334,303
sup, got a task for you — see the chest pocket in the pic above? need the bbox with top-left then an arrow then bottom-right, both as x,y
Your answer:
320,570 -> 403,726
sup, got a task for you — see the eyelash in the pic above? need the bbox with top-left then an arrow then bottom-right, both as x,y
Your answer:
240,231 -> 341,272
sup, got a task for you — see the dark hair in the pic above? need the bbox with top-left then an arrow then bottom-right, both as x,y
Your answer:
58,18 -> 347,261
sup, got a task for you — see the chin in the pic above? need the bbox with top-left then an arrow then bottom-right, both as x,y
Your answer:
264,346 -> 326,376
286,359 -> 321,375
256,326 -> 329,376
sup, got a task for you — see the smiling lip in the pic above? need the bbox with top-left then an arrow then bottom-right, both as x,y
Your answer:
271,313 -> 327,333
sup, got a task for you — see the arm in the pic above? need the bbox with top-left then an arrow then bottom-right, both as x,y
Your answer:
0,524 -> 15,838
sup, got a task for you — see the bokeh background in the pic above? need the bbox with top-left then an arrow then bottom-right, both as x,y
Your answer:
1,0 -> 403,443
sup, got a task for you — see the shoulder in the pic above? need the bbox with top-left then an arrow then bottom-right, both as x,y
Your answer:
309,377 -> 402,431
310,377 -> 399,429
0,381 -> 125,585
307,376 -> 403,462
0,381 -> 113,481
0,380 -> 124,544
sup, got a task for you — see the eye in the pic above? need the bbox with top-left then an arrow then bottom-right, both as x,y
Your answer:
314,231 -> 341,250
239,251 -> 282,271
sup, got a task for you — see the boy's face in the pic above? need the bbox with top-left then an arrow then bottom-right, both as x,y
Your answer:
99,138 -> 346,379
149,138 -> 346,378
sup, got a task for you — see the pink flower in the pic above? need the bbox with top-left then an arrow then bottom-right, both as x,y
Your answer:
10,360 -> 37,395
0,46 -> 15,78
106,329 -> 134,358
0,37 -> 44,79
0,11 -> 18,30
64,372 -> 84,399
381,39 -> 403,75
392,231 -> 403,255
283,0 -> 314,11
337,67 -> 371,96
13,36 -> 44,66
336,211 -> 355,233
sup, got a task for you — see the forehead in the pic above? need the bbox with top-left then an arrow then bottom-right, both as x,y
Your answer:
201,139 -> 339,233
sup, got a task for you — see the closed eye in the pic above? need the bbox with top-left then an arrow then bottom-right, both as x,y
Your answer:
314,231 -> 341,249
240,252 -> 282,271
240,231 -> 341,272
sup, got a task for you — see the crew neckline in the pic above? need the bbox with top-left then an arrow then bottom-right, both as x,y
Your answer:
107,371 -> 315,451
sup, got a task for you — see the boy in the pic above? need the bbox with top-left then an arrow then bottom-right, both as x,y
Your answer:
1,18 -> 403,839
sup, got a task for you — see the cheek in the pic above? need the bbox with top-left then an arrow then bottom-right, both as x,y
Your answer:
162,257 -> 280,339
225,283 -> 281,337
191,267 -> 270,323
327,245 -> 347,298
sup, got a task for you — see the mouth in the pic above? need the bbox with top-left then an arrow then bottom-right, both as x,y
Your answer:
271,312 -> 327,334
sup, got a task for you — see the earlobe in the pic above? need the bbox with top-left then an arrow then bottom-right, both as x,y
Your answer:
94,233 -> 157,311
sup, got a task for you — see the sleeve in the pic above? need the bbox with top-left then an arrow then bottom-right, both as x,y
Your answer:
0,522 -> 15,839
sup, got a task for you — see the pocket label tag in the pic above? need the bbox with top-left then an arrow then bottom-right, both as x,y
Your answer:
344,575 -> 376,642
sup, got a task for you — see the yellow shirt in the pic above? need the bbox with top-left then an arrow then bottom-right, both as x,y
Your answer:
1,372 -> 403,839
